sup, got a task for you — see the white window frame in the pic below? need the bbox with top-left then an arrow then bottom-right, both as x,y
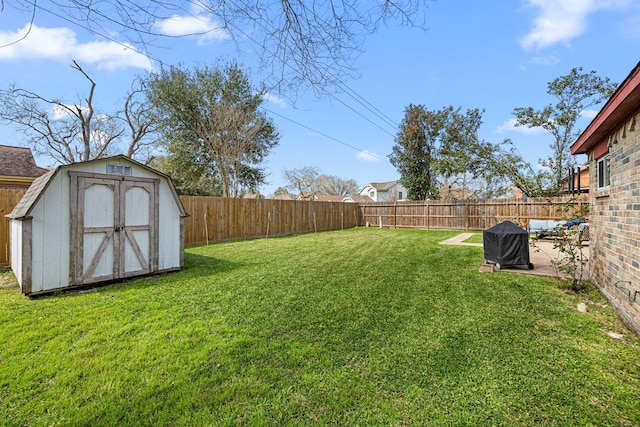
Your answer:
597,155 -> 610,190
107,164 -> 132,176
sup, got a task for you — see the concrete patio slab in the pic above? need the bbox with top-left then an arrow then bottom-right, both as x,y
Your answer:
440,233 -> 590,280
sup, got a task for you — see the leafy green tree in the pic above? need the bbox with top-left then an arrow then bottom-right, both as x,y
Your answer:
487,139 -> 554,198
389,104 -> 440,200
391,104 -> 506,200
435,106 -> 503,199
149,155 -> 221,196
144,62 -> 279,197
513,67 -> 617,193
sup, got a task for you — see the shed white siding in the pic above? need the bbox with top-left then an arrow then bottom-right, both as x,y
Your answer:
8,156 -> 187,295
32,169 -> 69,293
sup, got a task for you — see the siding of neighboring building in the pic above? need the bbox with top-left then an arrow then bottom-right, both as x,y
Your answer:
359,181 -> 407,202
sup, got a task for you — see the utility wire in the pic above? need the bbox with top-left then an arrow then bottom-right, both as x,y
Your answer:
218,1 -> 399,135
9,1 -> 399,153
264,106 -> 388,162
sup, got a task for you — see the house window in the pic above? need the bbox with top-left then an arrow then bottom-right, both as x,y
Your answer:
597,156 -> 610,189
398,191 -> 403,200
369,190 -> 375,198
107,164 -> 132,176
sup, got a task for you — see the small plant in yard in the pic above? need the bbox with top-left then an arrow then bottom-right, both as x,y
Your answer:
551,226 -> 589,292
556,201 -> 590,292
531,200 -> 589,292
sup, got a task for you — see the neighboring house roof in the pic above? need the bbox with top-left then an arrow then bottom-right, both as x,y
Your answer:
272,193 -> 297,200
297,192 -> 315,200
7,155 -> 188,220
314,195 -> 347,202
361,180 -> 400,192
571,61 -> 640,157
345,195 -> 375,203
0,145 -> 49,178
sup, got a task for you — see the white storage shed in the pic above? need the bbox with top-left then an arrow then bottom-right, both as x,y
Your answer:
7,155 -> 188,295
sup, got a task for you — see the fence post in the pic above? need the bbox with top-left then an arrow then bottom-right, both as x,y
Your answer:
394,203 -> 397,229
426,202 -> 430,230
465,201 -> 469,231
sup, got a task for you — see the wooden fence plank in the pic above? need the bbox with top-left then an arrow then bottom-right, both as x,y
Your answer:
0,188 -> 28,266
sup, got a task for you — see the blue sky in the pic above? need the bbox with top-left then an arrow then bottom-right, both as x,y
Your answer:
1,1 -> 639,196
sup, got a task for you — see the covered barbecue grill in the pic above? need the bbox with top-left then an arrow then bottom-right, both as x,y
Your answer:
483,221 -> 533,270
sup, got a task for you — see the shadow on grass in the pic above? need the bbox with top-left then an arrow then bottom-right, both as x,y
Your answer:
34,253 -> 245,298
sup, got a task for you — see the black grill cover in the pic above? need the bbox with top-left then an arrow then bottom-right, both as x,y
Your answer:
483,221 -> 530,267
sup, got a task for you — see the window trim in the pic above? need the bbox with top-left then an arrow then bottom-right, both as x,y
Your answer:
597,155 -> 610,190
107,164 -> 132,176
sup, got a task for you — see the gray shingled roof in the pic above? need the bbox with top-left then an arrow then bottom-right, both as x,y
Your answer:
0,145 -> 49,178
369,180 -> 399,191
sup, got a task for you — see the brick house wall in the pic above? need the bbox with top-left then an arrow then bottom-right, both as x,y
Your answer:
587,112 -> 640,334
572,62 -> 640,335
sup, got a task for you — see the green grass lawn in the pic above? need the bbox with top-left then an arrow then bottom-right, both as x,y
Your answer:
1,228 -> 639,426
463,232 -> 484,244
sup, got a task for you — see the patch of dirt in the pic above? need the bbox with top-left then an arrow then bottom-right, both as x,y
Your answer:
0,269 -> 18,289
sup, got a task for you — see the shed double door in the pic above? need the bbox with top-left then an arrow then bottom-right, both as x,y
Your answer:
70,172 -> 159,285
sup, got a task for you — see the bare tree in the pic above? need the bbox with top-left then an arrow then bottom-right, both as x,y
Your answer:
284,166 -> 319,197
198,103 -> 268,198
0,61 -> 123,164
121,81 -> 159,163
316,175 -> 358,196
0,61 -> 159,164
3,1 -> 431,94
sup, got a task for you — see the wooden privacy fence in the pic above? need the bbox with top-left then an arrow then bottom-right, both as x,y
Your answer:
1,188 -> 27,266
358,196 -> 589,231
0,188 -> 587,266
180,196 -> 359,246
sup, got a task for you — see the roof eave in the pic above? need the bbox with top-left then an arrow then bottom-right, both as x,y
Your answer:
572,61 -> 640,155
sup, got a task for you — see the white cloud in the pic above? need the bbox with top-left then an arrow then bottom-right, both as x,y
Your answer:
49,104 -> 77,121
0,24 -> 152,70
520,0 -> 630,50
262,92 -> 287,108
528,54 -> 560,66
580,109 -> 599,119
154,14 -> 229,43
495,118 -> 545,135
357,150 -> 383,162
